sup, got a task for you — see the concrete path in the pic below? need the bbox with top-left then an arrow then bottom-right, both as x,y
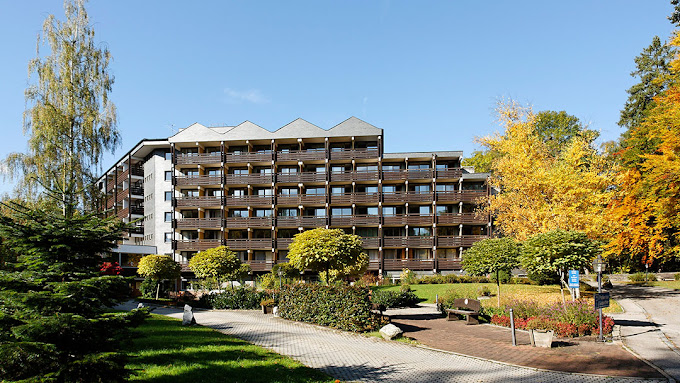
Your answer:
610,284 -> 680,382
119,301 -> 666,383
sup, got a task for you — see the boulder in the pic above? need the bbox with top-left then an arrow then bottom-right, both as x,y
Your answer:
182,304 -> 196,326
137,302 -> 145,309
379,323 -> 403,340
272,306 -> 279,317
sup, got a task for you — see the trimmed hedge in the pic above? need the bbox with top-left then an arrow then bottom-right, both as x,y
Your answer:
371,285 -> 420,308
200,287 -> 271,310
278,284 -> 385,332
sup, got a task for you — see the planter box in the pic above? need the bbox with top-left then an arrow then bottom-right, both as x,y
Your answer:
530,329 -> 554,348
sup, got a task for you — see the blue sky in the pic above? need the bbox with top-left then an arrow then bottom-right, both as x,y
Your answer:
0,1 -> 675,195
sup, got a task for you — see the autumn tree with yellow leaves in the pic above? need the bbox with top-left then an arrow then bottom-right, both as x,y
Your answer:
479,101 -> 615,241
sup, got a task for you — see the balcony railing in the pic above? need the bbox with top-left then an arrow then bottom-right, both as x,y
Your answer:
130,186 -> 144,196
175,196 -> 223,208
383,259 -> 435,271
300,194 -> 326,204
300,216 -> 326,227
330,193 -> 379,204
175,175 -> 222,186
245,260 -> 275,272
436,213 -> 487,225
405,236 -> 434,247
225,152 -> 273,163
226,195 -> 273,206
436,259 -> 462,270
130,206 -> 144,215
176,153 -> 222,165
406,169 -> 433,180
276,216 -> 301,228
174,239 -> 222,251
275,238 -> 294,249
116,207 -> 129,219
360,237 -> 381,248
406,214 -> 433,225
330,148 -> 379,160
437,235 -> 490,247
383,215 -> 407,226
276,195 -> 301,205
277,149 -> 325,162
435,168 -> 463,179
276,172 -> 325,183
368,260 -> 380,270
175,218 -> 222,229
116,169 -> 129,185
225,174 -> 272,185
383,236 -> 407,247
330,171 -> 379,182
382,191 -> 406,203
226,238 -> 273,250
226,217 -> 273,228
329,215 -> 379,226
404,193 -> 433,203
435,190 -> 487,203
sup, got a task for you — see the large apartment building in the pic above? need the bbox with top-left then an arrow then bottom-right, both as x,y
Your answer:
98,117 -> 491,279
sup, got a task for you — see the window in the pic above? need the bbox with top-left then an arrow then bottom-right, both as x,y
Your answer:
366,249 -> 379,260
278,208 -> 298,217
436,205 -> 455,215
164,191 -> 172,201
164,151 -> 172,161
255,188 -> 273,196
356,227 -> 378,237
331,207 -> 352,216
206,188 -> 223,197
436,184 -> 456,192
410,205 -> 431,215
254,145 -> 271,153
438,226 -> 457,236
181,148 -> 198,156
382,206 -> 397,216
205,209 -> 221,218
229,209 -> 248,217
206,168 -> 221,176
184,189 -> 199,197
409,227 -> 432,236
280,187 -> 298,196
254,209 -> 273,217
355,141 -> 378,149
382,185 -> 397,193
331,186 -> 347,195
356,165 -> 378,172
408,163 -> 430,170
382,164 -> 403,171
330,143 -> 349,152
183,169 -> 199,177
384,227 -> 405,237
253,229 -> 272,238
231,168 -> 248,175
164,233 -> 172,242
205,146 -> 221,154
357,206 -> 379,216
228,146 -> 247,154
412,184 -> 431,194
357,185 -> 378,194
277,229 -> 298,238
331,165 -> 348,173
255,167 -> 272,174
278,250 -> 290,262
306,187 -> 325,195
253,251 -> 268,261
462,182 -> 485,190
437,248 -> 457,259
164,212 -> 173,222
277,144 -> 297,153
411,248 -> 431,260
228,230 -> 247,239
230,189 -> 246,197
165,171 -> 172,181
305,208 -> 326,217
279,167 -> 298,174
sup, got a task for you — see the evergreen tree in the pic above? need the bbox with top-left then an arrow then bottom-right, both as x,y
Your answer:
0,204 -> 147,382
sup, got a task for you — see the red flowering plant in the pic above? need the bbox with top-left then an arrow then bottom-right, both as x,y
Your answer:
100,261 -> 123,275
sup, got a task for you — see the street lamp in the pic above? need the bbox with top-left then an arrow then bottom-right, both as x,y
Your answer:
593,254 -> 608,342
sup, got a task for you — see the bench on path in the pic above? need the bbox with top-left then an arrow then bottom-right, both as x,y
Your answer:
445,298 -> 481,325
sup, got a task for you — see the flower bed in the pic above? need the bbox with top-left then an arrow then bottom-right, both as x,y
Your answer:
489,299 -> 614,337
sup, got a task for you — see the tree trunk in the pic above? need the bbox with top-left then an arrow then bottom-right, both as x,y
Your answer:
155,281 -> 160,301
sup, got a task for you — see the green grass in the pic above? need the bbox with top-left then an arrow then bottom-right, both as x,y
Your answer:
363,331 -> 419,345
123,314 -> 334,383
650,280 -> 680,290
372,283 -> 623,314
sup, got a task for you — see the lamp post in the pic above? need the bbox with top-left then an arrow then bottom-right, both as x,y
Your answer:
593,254 -> 607,342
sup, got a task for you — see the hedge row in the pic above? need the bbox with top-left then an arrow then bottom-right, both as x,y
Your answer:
371,285 -> 420,308
200,287 -> 271,309
278,284 -> 385,332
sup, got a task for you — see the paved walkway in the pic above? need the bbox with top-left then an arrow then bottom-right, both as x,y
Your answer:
610,284 -> 680,382
118,301 -> 667,383
387,305 -> 662,378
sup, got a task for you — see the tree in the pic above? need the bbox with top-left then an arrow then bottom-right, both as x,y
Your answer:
606,32 -> 680,269
288,228 -> 368,284
461,149 -> 499,173
521,230 -> 601,302
3,0 -> 119,217
0,205 -> 147,382
461,237 -> 520,307
480,101 -> 615,241
188,246 -> 241,289
137,254 -> 181,300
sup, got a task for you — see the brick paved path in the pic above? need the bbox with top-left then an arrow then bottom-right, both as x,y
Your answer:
125,303 -> 668,383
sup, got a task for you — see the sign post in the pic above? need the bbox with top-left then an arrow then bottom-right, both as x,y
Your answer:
593,255 -> 608,342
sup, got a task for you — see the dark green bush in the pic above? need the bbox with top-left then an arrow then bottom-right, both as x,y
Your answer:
279,284 -> 385,332
371,285 -> 420,308
411,273 -> 489,285
527,270 -> 560,285
675,273 -> 680,281
201,287 -> 271,309
489,270 -> 512,284
629,272 -> 657,282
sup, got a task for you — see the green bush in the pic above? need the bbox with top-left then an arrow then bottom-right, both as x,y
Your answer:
201,287 -> 271,309
411,273 -> 490,285
371,285 -> 420,308
527,270 -> 560,285
629,272 -> 657,282
278,284 -> 385,332
489,269 -> 512,284
675,273 -> 680,281
477,286 -> 492,296
400,269 -> 417,285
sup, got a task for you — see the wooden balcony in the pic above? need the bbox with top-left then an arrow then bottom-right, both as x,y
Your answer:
360,237 -> 381,248
174,239 -> 222,251
246,260 -> 275,272
437,235 -> 489,247
176,153 -> 222,165
116,188 -> 128,202
405,236 -> 433,247
368,260 -> 381,270
175,196 -> 223,208
383,215 -> 407,226
352,215 -> 380,226
436,259 -> 462,270
116,169 -> 129,185
225,174 -> 272,185
383,236 -> 407,247
404,193 -> 433,203
175,175 -> 222,186
226,217 -> 273,228
130,186 -> 144,196
116,207 -> 129,219
300,216 -> 326,227
276,216 -> 301,228
329,215 -> 352,226
330,148 -> 379,160
435,190 -> 487,203
276,172 -> 325,183
106,197 -> 115,209
436,213 -> 488,225
276,195 -> 300,205
300,194 -> 326,204
130,165 -> 144,177
130,206 -> 144,215
225,152 -> 273,163
382,191 -> 407,203
175,218 -> 222,229
277,150 -> 325,162
406,169 -> 433,180
226,195 -> 273,206
275,238 -> 294,249
383,259 -> 435,271
406,215 -> 433,225
330,171 -> 379,182
435,168 -> 463,179
330,193 -> 379,204
226,238 -> 273,250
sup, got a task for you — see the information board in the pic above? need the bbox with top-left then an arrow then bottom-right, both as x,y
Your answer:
568,270 -> 580,289
594,292 -> 610,309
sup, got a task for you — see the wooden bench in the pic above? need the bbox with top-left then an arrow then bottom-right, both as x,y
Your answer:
445,298 -> 481,325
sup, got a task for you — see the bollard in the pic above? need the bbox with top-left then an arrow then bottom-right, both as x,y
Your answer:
510,308 -> 517,346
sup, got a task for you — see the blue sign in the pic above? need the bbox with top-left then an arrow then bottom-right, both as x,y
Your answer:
568,270 -> 580,288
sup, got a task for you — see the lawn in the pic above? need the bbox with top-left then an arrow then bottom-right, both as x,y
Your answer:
373,283 -> 623,314
123,314 -> 334,383
650,280 -> 680,290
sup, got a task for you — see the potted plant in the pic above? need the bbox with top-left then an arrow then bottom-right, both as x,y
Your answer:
525,317 -> 555,348
261,298 -> 275,314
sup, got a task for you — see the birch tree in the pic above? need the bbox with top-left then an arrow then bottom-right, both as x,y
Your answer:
3,0 -> 119,217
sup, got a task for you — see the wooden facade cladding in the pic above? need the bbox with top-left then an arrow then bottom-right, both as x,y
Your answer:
175,196 -> 223,208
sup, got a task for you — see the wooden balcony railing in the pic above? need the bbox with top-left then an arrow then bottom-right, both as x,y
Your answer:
352,215 -> 380,225
436,259 -> 462,270
435,190 -> 487,203
435,168 -> 463,179
276,172 -> 325,183
276,195 -> 300,205
175,196 -> 223,208
330,148 -> 379,160
360,237 -> 381,248
130,165 -> 144,176
225,217 -> 273,228
404,193 -> 433,203
276,216 -> 301,228
277,150 -> 325,162
226,238 -> 273,250
225,195 -> 273,206
383,259 -> 435,271
174,239 -> 222,251
406,215 -> 433,225
382,191 -> 407,203
245,260 -> 275,272
116,207 -> 129,219
436,213 -> 487,225
300,216 -> 326,227
383,236 -> 407,247
175,175 -> 222,186
116,169 -> 129,185
437,235 -> 490,247
225,152 -> 273,163
300,194 -> 326,204
330,171 -> 379,182
405,169 -> 433,180
225,174 -> 272,185
405,236 -> 434,247
275,238 -> 294,249
368,260 -> 381,270
176,153 -> 222,165
175,218 -> 222,229
383,215 -> 407,226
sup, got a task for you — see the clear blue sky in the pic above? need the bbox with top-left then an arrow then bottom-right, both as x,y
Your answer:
0,1 -> 675,195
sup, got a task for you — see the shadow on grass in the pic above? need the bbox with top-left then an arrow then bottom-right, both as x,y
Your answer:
124,315 -> 333,383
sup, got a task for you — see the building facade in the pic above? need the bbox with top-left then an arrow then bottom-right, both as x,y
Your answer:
98,117 -> 491,278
